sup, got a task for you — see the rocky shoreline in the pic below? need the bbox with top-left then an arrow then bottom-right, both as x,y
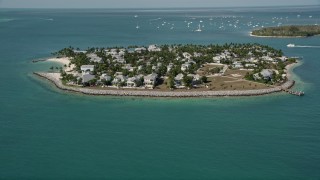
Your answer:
34,72 -> 295,97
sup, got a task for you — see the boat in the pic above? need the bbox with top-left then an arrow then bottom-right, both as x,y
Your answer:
195,24 -> 202,32
287,44 -> 295,47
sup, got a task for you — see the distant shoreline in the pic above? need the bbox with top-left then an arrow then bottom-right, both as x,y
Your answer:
250,25 -> 320,38
249,32 -> 305,38
34,72 -> 295,98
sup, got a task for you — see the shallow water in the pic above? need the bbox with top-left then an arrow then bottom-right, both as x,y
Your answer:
0,6 -> 320,179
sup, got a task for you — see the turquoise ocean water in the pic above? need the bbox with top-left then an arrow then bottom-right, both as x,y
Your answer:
0,6 -> 320,179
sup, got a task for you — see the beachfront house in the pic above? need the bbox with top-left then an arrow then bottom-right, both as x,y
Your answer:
135,47 -> 146,53
73,50 -> 87,54
100,74 -> 112,81
126,77 -> 138,87
112,75 -> 127,86
174,73 -> 184,87
144,73 -> 158,89
82,74 -> 95,84
187,74 -> 202,85
81,65 -> 94,75
148,45 -> 161,52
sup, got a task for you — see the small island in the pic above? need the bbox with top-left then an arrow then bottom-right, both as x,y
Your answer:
34,43 -> 300,97
251,25 -> 320,37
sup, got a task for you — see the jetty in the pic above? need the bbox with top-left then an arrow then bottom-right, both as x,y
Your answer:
281,80 -> 304,96
32,59 -> 47,63
282,89 -> 305,96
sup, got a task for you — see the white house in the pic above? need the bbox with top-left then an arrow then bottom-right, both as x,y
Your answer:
187,74 -> 202,85
182,52 -> 192,59
174,73 -> 184,87
73,50 -> 87,54
232,62 -> 243,69
126,77 -> 140,87
181,63 -> 191,71
112,75 -> 127,85
148,45 -> 161,52
135,47 -> 146,53
100,74 -> 112,81
144,73 -> 157,89
245,64 -> 257,68
80,65 -> 94,75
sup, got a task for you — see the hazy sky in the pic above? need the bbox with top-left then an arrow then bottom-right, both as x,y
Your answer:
0,0 -> 319,8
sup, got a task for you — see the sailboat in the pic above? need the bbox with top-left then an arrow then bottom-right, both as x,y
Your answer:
136,23 -> 140,29
195,24 -> 202,32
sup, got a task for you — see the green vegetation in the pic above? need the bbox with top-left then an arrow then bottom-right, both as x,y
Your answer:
252,25 -> 320,37
54,43 -> 295,89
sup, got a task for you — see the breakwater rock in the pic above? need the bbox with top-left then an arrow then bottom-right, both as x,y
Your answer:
34,72 -> 295,97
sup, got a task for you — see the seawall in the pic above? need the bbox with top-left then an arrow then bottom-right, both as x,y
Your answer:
34,72 -> 295,97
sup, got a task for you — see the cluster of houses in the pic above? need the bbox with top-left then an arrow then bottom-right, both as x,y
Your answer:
60,44 -> 292,89
212,50 -> 288,70
80,65 -> 158,89
79,64 -> 203,89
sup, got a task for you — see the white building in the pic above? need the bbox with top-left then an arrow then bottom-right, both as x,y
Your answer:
181,63 -> 191,71
135,47 -> 146,53
174,73 -> 184,87
148,45 -> 161,52
182,52 -> 192,59
112,75 -> 127,85
144,73 -> 157,89
80,65 -> 94,75
100,74 -> 112,82
232,62 -> 243,69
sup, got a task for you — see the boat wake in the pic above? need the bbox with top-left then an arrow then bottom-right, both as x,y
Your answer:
287,44 -> 320,48
294,45 -> 320,48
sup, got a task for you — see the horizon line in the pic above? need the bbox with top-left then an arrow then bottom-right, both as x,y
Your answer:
0,4 -> 319,10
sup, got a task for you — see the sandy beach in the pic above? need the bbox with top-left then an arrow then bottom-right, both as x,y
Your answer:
285,61 -> 301,80
47,57 -> 75,72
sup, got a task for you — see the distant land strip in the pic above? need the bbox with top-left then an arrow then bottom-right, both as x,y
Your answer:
251,25 -> 320,37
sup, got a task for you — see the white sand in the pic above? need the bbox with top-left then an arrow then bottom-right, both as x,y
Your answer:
47,57 -> 75,72
285,62 -> 299,80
